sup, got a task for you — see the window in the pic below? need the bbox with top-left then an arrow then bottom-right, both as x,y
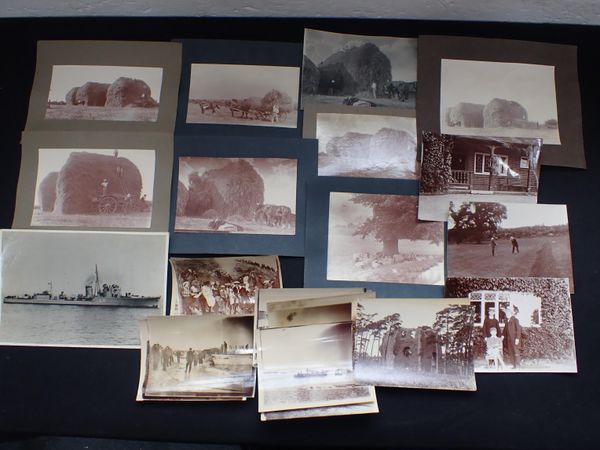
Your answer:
474,153 -> 508,175
469,291 -> 542,328
520,156 -> 530,169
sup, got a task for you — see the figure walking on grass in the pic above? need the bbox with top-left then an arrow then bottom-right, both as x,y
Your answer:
490,236 -> 497,256
510,236 -> 519,254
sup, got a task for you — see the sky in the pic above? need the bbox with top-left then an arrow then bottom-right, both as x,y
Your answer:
440,58 -> 559,123
328,192 -> 372,227
178,157 -> 297,212
357,299 -> 470,328
188,64 -> 299,101
304,29 -> 417,82
47,65 -> 163,102
33,148 -> 156,207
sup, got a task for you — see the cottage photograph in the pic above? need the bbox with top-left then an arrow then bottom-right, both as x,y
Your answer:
175,156 -> 297,235
315,112 -> 417,179
141,315 -> 255,399
448,202 -> 574,291
440,59 -> 560,144
45,65 -> 163,122
446,277 -> 577,373
418,132 -> 541,221
302,29 -> 416,108
327,192 -> 444,285
186,63 -> 299,128
353,298 -> 476,391
32,148 -> 155,228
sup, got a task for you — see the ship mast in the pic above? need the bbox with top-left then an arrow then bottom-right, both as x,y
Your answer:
94,264 -> 100,297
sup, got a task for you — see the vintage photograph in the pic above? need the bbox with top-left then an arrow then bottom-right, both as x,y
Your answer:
315,112 -> 417,179
353,299 -> 476,391
169,256 -> 282,315
440,59 -> 560,144
175,156 -> 297,235
31,148 -> 155,228
260,401 -> 379,421
446,277 -> 577,373
45,65 -> 163,122
302,29 -> 417,108
258,322 -> 375,412
0,230 -> 168,347
186,63 -> 299,128
140,315 -> 255,399
448,202 -> 574,291
327,192 -> 444,285
418,132 -> 541,221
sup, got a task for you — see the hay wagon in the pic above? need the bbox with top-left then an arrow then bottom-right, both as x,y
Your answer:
93,193 -> 134,214
229,104 -> 288,122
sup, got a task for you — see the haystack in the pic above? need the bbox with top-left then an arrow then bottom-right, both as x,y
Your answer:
38,171 -> 58,212
65,87 -> 80,105
54,152 -> 142,214
446,102 -> 485,128
327,128 -> 415,162
483,98 -> 528,128
105,77 -> 157,108
302,56 -> 319,94
318,62 -> 356,96
75,82 -> 110,106
176,180 -> 189,216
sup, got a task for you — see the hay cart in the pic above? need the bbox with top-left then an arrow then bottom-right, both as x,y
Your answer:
94,192 -> 134,214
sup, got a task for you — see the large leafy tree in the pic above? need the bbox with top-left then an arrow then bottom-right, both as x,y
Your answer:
449,201 -> 507,244
351,194 -> 442,256
420,132 -> 454,193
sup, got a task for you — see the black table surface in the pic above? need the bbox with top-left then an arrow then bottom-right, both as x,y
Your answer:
0,17 -> 598,449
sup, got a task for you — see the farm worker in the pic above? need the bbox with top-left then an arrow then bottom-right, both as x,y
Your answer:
100,178 -> 109,196
371,81 -> 377,98
510,236 -> 519,254
272,102 -> 280,123
490,236 -> 497,256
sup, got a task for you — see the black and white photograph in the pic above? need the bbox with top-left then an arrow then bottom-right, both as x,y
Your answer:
0,230 -> 168,348
418,132 -> 541,221
302,29 -> 417,108
45,65 -> 163,122
258,322 -> 376,412
353,299 -> 476,391
169,256 -> 282,315
327,192 -> 445,285
440,59 -> 560,144
140,315 -> 255,399
315,112 -> 417,179
31,148 -> 155,228
260,401 -> 379,421
446,277 -> 577,373
175,156 -> 297,235
448,202 -> 574,291
186,63 -> 299,128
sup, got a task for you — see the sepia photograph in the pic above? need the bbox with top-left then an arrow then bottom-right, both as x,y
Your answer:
448,202 -> 574,291
440,59 -> 560,144
140,315 -> 255,399
31,148 -> 155,228
302,29 -> 417,108
0,230 -> 168,348
186,63 -> 299,128
315,112 -> 417,179
45,65 -> 163,122
175,156 -> 297,235
260,401 -> 379,421
327,192 -> 444,285
169,256 -> 282,315
258,322 -> 375,412
446,277 -> 577,373
418,132 -> 541,221
266,302 -> 353,329
353,299 -> 476,391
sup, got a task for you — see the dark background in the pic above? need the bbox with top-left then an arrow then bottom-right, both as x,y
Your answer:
0,17 -> 598,449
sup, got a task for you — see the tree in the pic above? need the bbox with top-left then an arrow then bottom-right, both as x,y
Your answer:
449,201 -> 507,244
420,132 -> 454,193
260,89 -> 292,113
432,304 -> 475,373
351,194 -> 442,256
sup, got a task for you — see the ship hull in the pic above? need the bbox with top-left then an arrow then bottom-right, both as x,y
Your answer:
3,296 -> 159,308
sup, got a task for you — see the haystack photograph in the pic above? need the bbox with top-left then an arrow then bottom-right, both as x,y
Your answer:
327,192 -> 444,285
302,29 -> 416,108
440,59 -> 560,144
141,315 -> 255,399
418,132 -> 541,221
186,63 -> 299,128
448,202 -> 574,290
169,256 -> 282,315
0,230 -> 168,348
446,277 -> 577,373
175,156 -> 297,235
258,322 -> 374,412
31,148 -> 155,228
45,65 -> 163,122
315,112 -> 417,179
353,299 -> 476,391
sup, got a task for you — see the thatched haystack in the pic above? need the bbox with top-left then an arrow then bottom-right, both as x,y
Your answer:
38,171 -> 58,212
483,98 -> 528,128
185,160 -> 264,219
302,56 -> 319,94
54,152 -> 142,214
176,180 -> 189,216
446,102 -> 485,128
318,42 -> 392,96
65,87 -> 80,105
105,77 -> 157,108
318,62 -> 356,96
75,82 -> 110,107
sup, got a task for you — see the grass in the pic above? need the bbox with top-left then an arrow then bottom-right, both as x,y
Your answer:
303,92 -> 415,109
45,105 -> 158,122
174,215 -> 295,235
31,211 -> 152,228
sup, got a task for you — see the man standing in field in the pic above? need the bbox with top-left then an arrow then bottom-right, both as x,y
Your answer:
490,236 -> 497,256
510,236 -> 519,254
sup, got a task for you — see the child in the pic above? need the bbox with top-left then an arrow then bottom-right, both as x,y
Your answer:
485,327 -> 505,370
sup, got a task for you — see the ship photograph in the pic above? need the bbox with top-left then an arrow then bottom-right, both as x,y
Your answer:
0,230 -> 168,348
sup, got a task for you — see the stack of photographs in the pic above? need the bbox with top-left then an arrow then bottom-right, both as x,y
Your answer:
137,315 -> 256,401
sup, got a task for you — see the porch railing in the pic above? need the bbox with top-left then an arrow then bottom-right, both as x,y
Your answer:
451,170 -> 471,186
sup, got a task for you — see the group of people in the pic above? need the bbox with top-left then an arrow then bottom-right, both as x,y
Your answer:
490,235 -> 520,256
482,306 -> 522,370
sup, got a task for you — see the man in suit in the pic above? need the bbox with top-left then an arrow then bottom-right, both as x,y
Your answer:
503,306 -> 522,369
